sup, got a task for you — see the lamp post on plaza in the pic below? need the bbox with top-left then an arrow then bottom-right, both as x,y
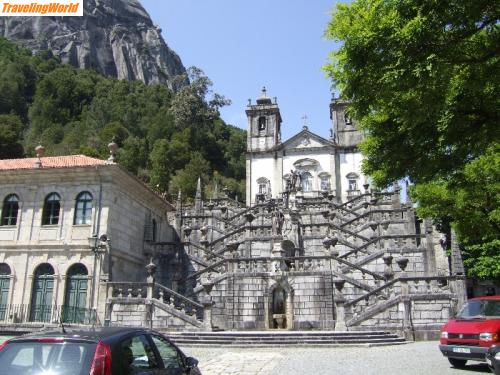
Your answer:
88,234 -> 108,314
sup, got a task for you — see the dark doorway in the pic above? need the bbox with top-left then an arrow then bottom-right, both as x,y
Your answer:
30,264 -> 54,322
63,264 -> 88,323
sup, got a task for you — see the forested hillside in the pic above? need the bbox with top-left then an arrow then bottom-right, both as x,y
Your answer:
0,38 -> 246,201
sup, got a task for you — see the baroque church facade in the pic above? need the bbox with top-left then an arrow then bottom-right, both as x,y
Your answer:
246,88 -> 364,205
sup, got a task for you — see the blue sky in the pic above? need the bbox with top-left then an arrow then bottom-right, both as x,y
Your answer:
140,0 -> 341,140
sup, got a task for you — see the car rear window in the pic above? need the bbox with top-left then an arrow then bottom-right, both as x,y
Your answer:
0,340 -> 96,375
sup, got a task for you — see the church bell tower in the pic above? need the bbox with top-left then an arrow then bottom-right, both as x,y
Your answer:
246,87 -> 282,152
245,87 -> 283,205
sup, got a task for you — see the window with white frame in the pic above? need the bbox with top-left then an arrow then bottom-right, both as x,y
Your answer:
42,193 -> 61,225
1,194 -> 19,226
346,173 -> 359,192
73,191 -> 93,225
320,174 -> 330,191
301,172 -> 313,192
257,177 -> 271,196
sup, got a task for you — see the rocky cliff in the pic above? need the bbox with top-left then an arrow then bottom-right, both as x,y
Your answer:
0,0 -> 186,89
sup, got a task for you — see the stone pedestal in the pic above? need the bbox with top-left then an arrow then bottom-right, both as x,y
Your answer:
333,279 -> 347,331
202,296 -> 214,331
334,297 -> 347,331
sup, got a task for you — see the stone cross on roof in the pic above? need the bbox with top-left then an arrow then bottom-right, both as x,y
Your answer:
301,114 -> 309,129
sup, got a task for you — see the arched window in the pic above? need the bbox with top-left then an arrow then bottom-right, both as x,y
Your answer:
1,194 -> 19,226
258,116 -> 266,131
0,264 -> 10,276
301,172 -> 313,192
74,192 -> 93,225
152,219 -> 157,242
42,193 -> 61,225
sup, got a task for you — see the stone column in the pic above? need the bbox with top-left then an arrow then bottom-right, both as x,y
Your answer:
285,290 -> 293,330
144,260 -> 157,328
201,281 -> 214,331
396,256 -> 412,339
244,212 -> 255,258
333,279 -> 347,331
145,259 -> 157,299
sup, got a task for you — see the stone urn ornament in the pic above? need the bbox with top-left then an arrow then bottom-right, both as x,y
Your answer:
145,259 -> 157,277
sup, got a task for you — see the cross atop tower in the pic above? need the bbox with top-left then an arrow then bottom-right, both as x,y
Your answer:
261,86 -> 267,97
301,114 -> 309,128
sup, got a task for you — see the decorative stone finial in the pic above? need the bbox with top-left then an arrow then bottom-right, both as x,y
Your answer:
34,144 -> 45,168
145,258 -> 157,276
107,140 -> 118,164
35,144 -> 45,158
195,177 -> 202,211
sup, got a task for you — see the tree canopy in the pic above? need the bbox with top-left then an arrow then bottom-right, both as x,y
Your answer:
0,38 -> 246,202
325,0 -> 499,278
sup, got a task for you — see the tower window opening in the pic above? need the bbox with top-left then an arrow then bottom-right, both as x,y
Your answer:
344,113 -> 352,126
258,116 -> 267,131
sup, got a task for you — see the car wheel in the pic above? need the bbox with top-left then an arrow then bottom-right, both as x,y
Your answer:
448,358 -> 467,368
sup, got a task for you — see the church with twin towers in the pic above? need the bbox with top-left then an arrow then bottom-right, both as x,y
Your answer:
245,87 -> 365,206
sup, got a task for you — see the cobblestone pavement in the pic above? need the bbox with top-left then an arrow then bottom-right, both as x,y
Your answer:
180,342 -> 491,375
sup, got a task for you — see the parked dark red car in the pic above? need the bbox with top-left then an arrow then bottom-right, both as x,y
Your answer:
439,295 -> 500,368
0,327 -> 201,374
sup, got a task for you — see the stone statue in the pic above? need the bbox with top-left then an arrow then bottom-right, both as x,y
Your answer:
272,210 -> 285,235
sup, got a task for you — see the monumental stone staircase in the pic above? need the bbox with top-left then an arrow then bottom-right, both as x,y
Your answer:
166,331 -> 406,347
101,190 -> 463,339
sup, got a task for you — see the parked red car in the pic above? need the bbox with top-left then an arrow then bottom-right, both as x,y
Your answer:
439,295 -> 500,368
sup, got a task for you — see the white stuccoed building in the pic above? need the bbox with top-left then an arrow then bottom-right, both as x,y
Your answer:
246,88 -> 367,206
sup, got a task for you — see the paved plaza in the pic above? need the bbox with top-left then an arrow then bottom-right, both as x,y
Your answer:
181,341 -> 491,375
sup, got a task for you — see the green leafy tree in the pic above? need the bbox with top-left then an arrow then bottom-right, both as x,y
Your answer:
0,114 -> 24,159
325,0 -> 499,278
150,139 -> 172,194
119,136 -> 148,175
169,67 -> 231,131
0,37 -> 247,202
169,152 -> 211,200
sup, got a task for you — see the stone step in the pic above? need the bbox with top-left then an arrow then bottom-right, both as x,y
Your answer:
178,341 -> 408,348
169,334 -> 401,341
165,331 -> 406,347
168,330 -> 392,337
175,338 -> 404,345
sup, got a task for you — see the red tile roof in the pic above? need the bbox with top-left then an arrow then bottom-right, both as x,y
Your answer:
0,155 -> 107,170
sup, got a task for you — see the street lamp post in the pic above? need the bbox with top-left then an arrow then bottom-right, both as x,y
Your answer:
88,234 -> 108,315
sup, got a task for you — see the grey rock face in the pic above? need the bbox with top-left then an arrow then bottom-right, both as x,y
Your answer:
0,0 -> 187,89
